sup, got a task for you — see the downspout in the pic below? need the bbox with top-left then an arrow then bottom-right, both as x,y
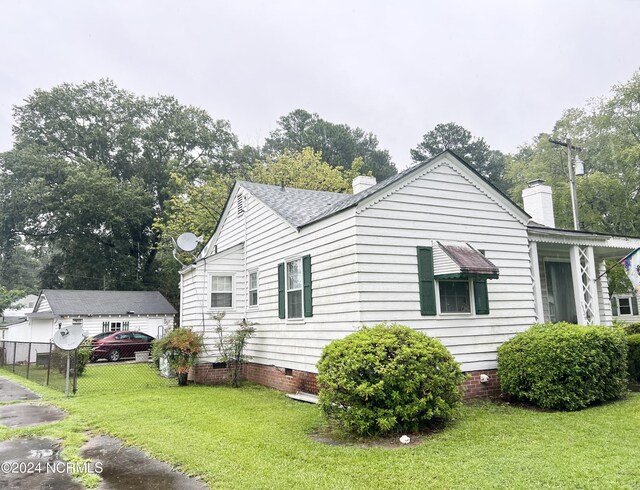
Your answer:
243,195 -> 248,319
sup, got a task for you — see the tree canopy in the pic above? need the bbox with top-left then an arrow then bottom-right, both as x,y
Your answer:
264,109 -> 397,181
410,122 -> 508,192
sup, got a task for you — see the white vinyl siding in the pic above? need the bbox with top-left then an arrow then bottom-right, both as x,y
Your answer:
354,158 -> 536,371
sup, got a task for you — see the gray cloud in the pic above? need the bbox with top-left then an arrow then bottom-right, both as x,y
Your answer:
1,0 -> 638,169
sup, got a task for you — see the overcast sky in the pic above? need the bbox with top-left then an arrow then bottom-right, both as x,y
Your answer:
1,1 -> 639,169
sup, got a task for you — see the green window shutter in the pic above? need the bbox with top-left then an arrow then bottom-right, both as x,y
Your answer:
278,263 -> 285,319
632,296 -> 639,316
303,255 -> 313,317
417,247 -> 436,316
611,297 -> 618,316
473,279 -> 490,315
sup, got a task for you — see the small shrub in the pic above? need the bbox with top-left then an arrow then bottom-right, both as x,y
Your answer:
152,328 -> 204,385
627,334 -> 640,382
622,322 -> 640,336
498,323 -> 628,410
51,347 -> 90,376
317,323 -> 465,436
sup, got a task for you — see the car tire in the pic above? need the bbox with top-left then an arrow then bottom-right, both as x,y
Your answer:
108,349 -> 121,362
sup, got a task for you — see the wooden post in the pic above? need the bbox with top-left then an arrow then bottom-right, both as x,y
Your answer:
26,342 -> 31,379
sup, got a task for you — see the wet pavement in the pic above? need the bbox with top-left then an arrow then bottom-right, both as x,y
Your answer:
0,403 -> 67,428
0,438 -> 84,489
0,377 -> 40,402
81,436 -> 208,490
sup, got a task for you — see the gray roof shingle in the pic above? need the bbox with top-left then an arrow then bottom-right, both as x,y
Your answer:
41,290 -> 177,316
238,150 -> 529,230
237,181 -> 352,228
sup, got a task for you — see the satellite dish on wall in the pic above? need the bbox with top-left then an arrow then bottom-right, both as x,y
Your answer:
53,325 -> 88,351
176,232 -> 200,252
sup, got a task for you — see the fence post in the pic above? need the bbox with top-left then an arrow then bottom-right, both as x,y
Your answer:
26,342 -> 31,379
46,343 -> 52,386
0,341 -> 4,367
12,342 -> 16,373
72,348 -> 78,395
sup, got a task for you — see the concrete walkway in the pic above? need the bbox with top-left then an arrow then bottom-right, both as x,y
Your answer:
0,376 -> 209,489
81,436 -> 208,490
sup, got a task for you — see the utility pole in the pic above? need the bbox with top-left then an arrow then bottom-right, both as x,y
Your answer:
549,138 -> 583,231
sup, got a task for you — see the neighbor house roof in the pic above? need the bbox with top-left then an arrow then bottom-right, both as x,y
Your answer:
39,290 -> 177,316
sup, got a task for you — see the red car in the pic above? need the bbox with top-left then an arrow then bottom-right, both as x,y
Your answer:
89,331 -> 155,362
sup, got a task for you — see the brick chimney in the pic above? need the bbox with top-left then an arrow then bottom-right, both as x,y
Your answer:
522,179 -> 555,227
352,175 -> 377,194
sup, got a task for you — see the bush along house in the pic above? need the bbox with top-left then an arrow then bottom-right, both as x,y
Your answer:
180,150 -> 640,397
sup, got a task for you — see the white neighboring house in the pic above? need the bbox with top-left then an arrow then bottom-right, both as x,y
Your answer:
1,294 -> 38,340
180,150 -> 640,393
16,290 -> 177,344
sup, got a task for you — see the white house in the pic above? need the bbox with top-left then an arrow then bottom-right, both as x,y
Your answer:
180,150 -> 640,394
16,289 -> 177,343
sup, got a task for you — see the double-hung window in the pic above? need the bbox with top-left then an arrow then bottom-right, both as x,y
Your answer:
417,245 -> 496,316
249,271 -> 259,307
211,275 -> 233,308
438,280 -> 471,313
278,255 -> 312,319
286,259 -> 303,318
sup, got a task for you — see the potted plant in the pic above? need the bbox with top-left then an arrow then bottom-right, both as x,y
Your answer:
152,328 -> 204,385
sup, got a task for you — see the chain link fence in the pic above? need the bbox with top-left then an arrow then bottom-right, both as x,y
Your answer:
0,340 -> 175,395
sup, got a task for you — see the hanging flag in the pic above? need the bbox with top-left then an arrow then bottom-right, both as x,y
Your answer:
620,247 -> 640,296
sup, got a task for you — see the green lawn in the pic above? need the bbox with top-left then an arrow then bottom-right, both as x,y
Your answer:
1,370 -> 639,489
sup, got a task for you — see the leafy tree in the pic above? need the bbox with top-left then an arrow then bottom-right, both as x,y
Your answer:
0,244 -> 43,292
1,79 -> 239,292
155,148 -> 366,261
411,122 -> 508,191
250,147 -> 363,193
0,287 -> 25,316
264,109 -> 396,180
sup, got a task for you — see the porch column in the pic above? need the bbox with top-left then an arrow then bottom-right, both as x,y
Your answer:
584,246 -> 601,324
569,246 -> 586,325
529,242 -> 545,323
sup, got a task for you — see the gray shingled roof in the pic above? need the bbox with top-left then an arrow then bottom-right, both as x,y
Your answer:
237,166 -> 417,230
41,290 -> 177,316
238,151 -> 530,230
237,181 -> 352,228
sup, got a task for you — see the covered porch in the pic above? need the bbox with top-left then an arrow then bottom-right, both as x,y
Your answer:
528,226 -> 640,326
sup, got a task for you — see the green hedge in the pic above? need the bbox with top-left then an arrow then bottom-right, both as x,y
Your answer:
628,334 -> 640,382
622,322 -> 640,336
317,323 -> 465,436
498,323 -> 627,410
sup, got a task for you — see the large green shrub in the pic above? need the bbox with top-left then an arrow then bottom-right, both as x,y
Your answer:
316,323 -> 465,436
627,334 -> 640,382
498,323 -> 628,410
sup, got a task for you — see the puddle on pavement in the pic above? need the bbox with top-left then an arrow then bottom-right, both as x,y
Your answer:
0,403 -> 66,428
81,435 -> 208,490
0,438 -> 83,489
0,377 -> 40,402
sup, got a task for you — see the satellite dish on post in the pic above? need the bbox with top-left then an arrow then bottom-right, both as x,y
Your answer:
53,325 -> 88,351
176,232 -> 201,252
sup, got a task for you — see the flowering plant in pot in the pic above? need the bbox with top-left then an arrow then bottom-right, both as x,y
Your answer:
152,328 -> 204,385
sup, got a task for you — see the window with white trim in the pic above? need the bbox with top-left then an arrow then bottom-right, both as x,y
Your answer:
286,259 -> 303,318
619,297 -> 632,316
110,321 -> 122,332
211,275 -> 233,308
438,280 -> 471,313
249,271 -> 259,307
